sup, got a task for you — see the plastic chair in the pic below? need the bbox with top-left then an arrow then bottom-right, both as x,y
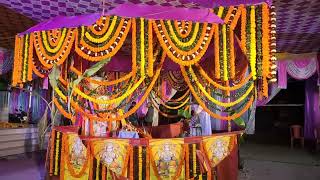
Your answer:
314,127 -> 320,151
290,125 -> 304,148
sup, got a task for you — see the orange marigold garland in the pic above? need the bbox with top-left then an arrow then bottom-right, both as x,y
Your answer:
33,28 -> 75,68
147,20 -> 154,77
12,35 -> 23,86
181,66 -> 254,120
229,29 -> 235,79
71,51 -> 166,122
195,64 -> 253,91
262,3 -> 271,97
152,20 -> 214,66
27,34 -> 34,82
241,7 -> 247,53
75,16 -> 132,61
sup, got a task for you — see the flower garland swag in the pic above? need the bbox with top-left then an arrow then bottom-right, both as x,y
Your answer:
180,66 -> 254,120
33,28 -> 75,68
72,18 -> 145,105
195,64 -> 253,91
153,19 -> 214,66
150,91 -> 190,110
75,16 -> 132,61
149,94 -> 181,118
164,71 -> 188,91
187,66 -> 253,108
68,48 -> 166,122
65,37 -> 158,121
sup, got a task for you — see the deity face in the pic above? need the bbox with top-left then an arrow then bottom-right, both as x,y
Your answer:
73,138 -> 83,155
106,144 -> 114,152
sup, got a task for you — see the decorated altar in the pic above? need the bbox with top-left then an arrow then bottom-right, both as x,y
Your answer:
11,1 -> 277,179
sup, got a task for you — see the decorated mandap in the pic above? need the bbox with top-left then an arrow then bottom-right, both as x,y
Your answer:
11,1 -> 276,179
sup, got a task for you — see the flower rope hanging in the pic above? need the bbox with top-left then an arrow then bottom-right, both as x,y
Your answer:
180,66 -> 254,120
75,16 -> 132,61
33,28 -> 75,68
153,20 -> 214,66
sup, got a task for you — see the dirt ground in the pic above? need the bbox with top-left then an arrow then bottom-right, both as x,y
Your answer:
239,143 -> 320,180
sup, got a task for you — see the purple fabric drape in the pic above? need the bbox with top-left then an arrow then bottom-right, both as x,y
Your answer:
304,76 -> 320,139
278,59 -> 319,89
277,61 -> 288,89
21,3 -> 223,35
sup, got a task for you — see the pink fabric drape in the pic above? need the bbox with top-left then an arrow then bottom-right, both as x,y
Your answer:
278,59 -> 319,89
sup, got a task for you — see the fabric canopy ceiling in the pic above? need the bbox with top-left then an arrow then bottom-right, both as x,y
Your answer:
0,0 -> 268,22
0,0 -> 320,53
275,0 -> 320,53
22,3 -> 223,34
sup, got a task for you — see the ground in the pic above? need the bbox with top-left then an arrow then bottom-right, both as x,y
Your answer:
0,143 -> 319,180
239,143 -> 320,180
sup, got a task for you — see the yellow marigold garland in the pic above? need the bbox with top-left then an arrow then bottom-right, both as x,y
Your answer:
34,28 -> 75,68
250,6 -> 257,80
152,20 -> 214,66
22,34 -> 30,83
70,51 -> 166,122
214,24 -> 220,79
150,97 -> 181,118
181,66 -> 254,120
75,18 -> 131,61
187,66 -> 253,107
84,16 -> 118,44
193,65 -> 252,91
222,25 -> 228,81
41,28 -> 66,53
151,92 -> 190,110
217,7 -> 225,17
73,18 -> 145,105
166,20 -> 200,47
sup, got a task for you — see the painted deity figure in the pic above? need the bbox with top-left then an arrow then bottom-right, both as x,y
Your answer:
100,143 -> 122,174
70,137 -> 86,167
156,143 -> 178,177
